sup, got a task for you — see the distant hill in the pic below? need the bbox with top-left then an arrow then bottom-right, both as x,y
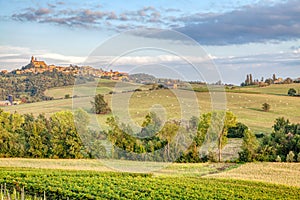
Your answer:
128,73 -> 157,84
0,70 -> 94,103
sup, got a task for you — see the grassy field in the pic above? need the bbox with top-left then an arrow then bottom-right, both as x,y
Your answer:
44,79 -> 151,99
0,158 -> 235,176
3,81 -> 300,133
207,162 -> 300,188
1,158 -> 299,185
228,83 -> 300,95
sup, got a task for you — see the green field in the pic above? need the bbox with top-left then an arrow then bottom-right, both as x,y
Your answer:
229,83 -> 300,96
0,159 -> 300,199
4,81 -> 300,134
44,79 -> 151,99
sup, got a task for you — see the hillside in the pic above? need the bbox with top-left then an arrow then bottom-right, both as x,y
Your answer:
228,83 -> 300,96
4,80 -> 300,134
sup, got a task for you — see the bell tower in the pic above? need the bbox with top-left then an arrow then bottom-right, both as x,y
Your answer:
31,56 -> 34,63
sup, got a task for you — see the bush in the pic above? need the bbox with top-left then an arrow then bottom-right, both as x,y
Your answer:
286,151 -> 295,162
91,94 -> 111,114
288,88 -> 297,96
255,133 -> 265,138
227,122 -> 248,138
262,103 -> 270,112
297,152 -> 300,162
275,155 -> 281,162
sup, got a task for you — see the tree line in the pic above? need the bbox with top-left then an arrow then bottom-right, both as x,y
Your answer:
0,109 -> 104,158
1,107 -> 299,162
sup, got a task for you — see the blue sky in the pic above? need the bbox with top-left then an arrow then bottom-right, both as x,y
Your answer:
0,0 -> 299,84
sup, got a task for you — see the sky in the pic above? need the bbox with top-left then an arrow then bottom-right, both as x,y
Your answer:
0,0 -> 300,84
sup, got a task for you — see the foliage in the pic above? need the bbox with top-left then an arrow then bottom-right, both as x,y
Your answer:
262,102 -> 271,112
1,168 -> 300,199
288,88 -> 297,96
50,111 -> 84,158
211,111 -> 237,161
105,113 -> 181,161
286,151 -> 295,162
256,117 -> 300,162
0,70 -> 93,102
275,155 -> 282,162
238,130 -> 258,162
0,109 -> 105,159
227,122 -> 248,138
178,111 -> 237,162
91,94 -> 111,114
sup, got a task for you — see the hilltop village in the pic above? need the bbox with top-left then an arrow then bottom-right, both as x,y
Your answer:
1,56 -> 129,81
0,56 -> 181,105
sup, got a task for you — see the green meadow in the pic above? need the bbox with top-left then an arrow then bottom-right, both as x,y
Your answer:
4,80 -> 300,134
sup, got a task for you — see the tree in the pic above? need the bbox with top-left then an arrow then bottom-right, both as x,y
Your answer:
272,74 -> 276,82
288,88 -> 297,96
50,111 -> 84,158
286,151 -> 295,162
227,122 -> 248,138
275,155 -> 281,162
273,117 -> 290,133
203,111 -> 237,162
249,74 -> 253,85
23,114 -> 50,158
158,122 -> 179,160
218,111 -> 237,162
91,94 -> 111,114
262,103 -> 270,112
238,130 -> 258,162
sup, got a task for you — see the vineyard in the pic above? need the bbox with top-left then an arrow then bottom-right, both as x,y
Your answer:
0,167 -> 300,199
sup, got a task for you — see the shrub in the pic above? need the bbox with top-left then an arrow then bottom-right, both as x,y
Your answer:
275,155 -> 281,162
262,103 -> 271,112
91,94 -> 111,114
286,151 -> 295,162
255,133 -> 265,138
297,152 -> 300,162
288,88 -> 297,96
227,122 -> 248,138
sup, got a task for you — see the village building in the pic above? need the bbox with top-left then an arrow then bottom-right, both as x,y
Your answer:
30,56 -> 47,69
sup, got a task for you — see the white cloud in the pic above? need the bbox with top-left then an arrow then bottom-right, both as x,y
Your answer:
85,54 -> 215,67
0,45 -> 86,70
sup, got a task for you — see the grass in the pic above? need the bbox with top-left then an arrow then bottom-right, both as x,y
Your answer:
2,158 -> 300,188
207,162 -> 300,188
4,81 -> 300,134
0,158 -> 235,177
45,79 -> 151,99
229,83 -> 300,96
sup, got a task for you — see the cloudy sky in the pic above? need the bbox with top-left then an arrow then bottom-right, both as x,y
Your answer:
0,0 -> 300,84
